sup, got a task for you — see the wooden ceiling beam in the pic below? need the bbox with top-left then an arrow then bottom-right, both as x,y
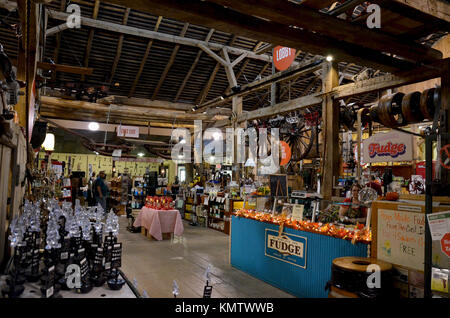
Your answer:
207,0 -> 442,64
196,34 -> 237,105
37,62 -> 94,75
47,9 -> 273,64
81,0 -> 100,82
51,0 -> 66,82
97,95 -> 193,111
109,7 -> 130,84
333,57 -> 450,99
40,96 -> 212,121
152,22 -> 189,100
96,0 -> 418,71
128,16 -> 163,97
174,28 -> 215,102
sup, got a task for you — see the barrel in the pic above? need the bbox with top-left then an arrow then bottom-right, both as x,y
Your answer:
401,91 -> 423,124
327,256 -> 393,298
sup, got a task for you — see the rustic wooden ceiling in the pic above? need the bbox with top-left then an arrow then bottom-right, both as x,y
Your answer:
0,0 -> 448,124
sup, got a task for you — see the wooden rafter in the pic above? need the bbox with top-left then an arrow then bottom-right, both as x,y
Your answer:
47,10 -> 273,64
196,34 -> 237,105
109,7 -> 130,84
223,41 -> 264,95
174,28 -> 215,102
81,0 -> 100,82
94,0 -> 440,71
128,16 -> 163,97
152,22 -> 189,100
37,62 -> 93,75
51,0 -> 66,82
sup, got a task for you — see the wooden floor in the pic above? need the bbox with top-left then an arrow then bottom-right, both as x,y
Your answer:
118,216 -> 294,298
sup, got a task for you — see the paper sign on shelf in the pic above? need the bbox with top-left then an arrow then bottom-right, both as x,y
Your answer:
427,211 -> 450,241
291,204 -> 304,221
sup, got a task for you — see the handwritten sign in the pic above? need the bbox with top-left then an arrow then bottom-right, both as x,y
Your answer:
377,209 -> 425,271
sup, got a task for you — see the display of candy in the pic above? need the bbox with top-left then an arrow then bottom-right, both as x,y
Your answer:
144,196 -> 175,210
235,209 -> 371,243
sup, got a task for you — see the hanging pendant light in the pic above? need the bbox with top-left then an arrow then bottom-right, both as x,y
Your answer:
42,133 -> 55,151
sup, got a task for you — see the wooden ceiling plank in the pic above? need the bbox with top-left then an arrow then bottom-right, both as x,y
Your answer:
52,0 -> 66,81
128,16 -> 163,97
151,22 -> 189,100
174,28 -> 215,102
81,0 -> 100,82
109,7 -> 131,84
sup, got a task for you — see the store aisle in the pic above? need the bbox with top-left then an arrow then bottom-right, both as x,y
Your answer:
118,217 -> 294,298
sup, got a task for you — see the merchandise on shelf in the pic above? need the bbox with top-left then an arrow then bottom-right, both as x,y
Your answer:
144,196 -> 175,210
234,209 -> 371,244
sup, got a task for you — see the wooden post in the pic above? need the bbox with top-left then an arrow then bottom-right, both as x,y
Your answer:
321,61 -> 339,200
232,96 -> 243,184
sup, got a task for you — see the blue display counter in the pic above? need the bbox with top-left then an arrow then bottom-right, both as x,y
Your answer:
230,216 -> 368,298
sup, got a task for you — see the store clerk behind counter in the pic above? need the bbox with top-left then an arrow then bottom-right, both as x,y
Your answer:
338,183 -> 367,224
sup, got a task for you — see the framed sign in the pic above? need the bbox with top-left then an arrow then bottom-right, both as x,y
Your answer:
117,125 -> 140,138
363,131 -> 413,163
265,229 -> 307,268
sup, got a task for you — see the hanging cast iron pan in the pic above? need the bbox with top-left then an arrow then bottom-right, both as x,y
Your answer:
420,86 -> 441,120
401,91 -> 423,124
377,92 -> 405,128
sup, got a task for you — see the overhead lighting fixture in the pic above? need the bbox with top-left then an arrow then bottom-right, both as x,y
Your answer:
213,132 -> 221,140
88,122 -> 100,131
138,153 -> 144,157
94,151 -> 99,155
210,156 -> 215,162
42,133 -> 55,151
180,139 -> 186,144
178,154 -> 184,159
326,55 -> 333,62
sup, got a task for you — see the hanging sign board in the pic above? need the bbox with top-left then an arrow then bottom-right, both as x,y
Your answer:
273,46 -> 296,71
280,141 -> 292,166
117,125 -> 140,138
363,131 -> 413,163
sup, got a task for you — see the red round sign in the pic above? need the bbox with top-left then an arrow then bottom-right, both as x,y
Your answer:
280,141 -> 292,166
439,144 -> 450,170
441,233 -> 450,258
273,46 -> 296,71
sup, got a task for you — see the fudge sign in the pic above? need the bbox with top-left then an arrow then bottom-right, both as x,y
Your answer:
363,131 -> 413,163
273,46 -> 296,71
265,229 -> 307,268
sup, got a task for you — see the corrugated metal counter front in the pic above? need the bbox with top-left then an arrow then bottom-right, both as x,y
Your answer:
230,216 -> 369,298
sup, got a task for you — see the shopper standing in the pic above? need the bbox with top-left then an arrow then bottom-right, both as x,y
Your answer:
94,171 -> 109,212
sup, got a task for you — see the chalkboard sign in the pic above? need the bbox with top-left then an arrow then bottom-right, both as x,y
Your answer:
269,174 -> 288,197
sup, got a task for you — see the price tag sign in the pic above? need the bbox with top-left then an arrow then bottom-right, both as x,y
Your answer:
112,243 -> 122,269
291,204 -> 304,221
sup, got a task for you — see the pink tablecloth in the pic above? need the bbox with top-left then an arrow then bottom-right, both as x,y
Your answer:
133,207 -> 184,241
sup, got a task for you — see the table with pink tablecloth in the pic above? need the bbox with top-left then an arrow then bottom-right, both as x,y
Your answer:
133,207 -> 184,241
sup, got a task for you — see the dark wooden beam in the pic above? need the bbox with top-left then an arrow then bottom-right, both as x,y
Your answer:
109,7 -> 130,84
37,62 -> 94,75
174,28 -> 215,102
128,16 -> 163,97
207,0 -> 442,64
151,22 -> 189,100
81,0 -> 100,82
333,58 -> 450,99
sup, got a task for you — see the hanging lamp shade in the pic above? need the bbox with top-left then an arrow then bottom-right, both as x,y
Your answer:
42,133 -> 55,151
